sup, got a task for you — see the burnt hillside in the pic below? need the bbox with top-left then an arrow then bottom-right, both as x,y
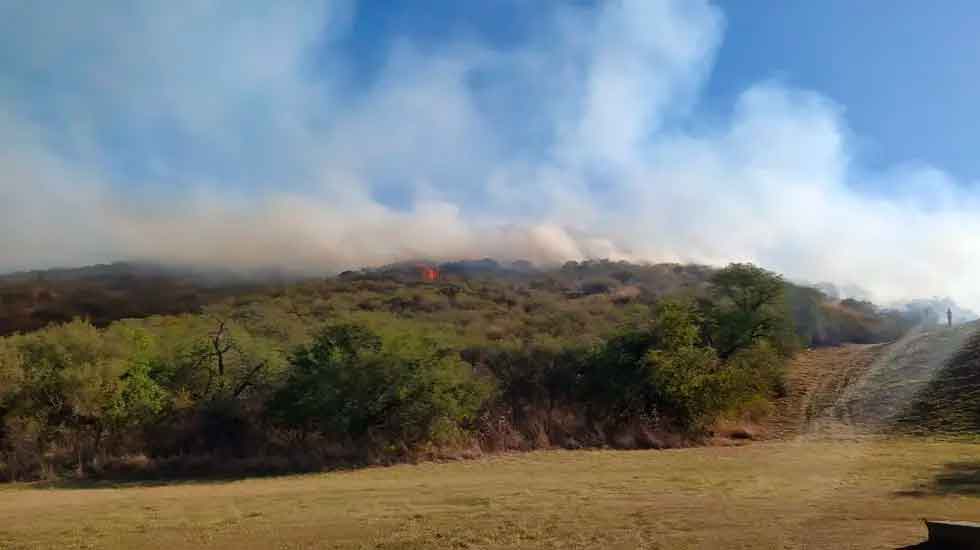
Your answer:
0,263 -> 264,336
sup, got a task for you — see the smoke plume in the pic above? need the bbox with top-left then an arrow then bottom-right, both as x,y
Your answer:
2,1 -> 979,308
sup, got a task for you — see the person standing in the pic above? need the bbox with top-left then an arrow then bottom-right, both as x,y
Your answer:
947,307 -> 953,328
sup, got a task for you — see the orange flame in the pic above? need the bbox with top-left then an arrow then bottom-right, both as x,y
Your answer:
417,264 -> 439,282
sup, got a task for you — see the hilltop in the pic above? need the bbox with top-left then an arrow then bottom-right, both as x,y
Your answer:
0,259 -> 932,347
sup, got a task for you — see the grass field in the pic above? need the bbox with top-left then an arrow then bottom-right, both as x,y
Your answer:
2,439 -> 979,550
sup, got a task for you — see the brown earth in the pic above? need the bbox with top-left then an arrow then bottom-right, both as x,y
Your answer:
767,322 -> 980,440
766,343 -> 887,439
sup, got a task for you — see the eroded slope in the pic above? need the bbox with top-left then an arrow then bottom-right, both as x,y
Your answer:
769,321 -> 980,438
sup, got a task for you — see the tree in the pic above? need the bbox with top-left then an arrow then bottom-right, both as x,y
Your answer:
150,312 -> 284,403
0,337 -> 23,412
1,321 -> 136,475
581,327 -> 659,422
268,324 -> 490,456
647,346 -> 721,430
646,300 -> 722,430
705,263 -> 794,359
478,342 -> 585,436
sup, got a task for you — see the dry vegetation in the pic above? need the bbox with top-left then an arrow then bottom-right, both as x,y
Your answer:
766,323 -> 980,440
836,324 -> 979,430
3,261 -> 976,550
1,439 -> 978,550
766,343 -> 886,439
895,327 -> 980,434
0,262 -> 810,480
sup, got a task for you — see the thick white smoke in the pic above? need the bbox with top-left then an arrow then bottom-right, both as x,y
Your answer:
1,1 -> 979,308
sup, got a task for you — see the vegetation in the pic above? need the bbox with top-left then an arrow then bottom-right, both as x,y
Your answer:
0,260 -> 926,481
268,324 -> 490,456
0,262 -> 259,337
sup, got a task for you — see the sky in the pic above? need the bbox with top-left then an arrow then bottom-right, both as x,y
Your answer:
2,1 -> 980,308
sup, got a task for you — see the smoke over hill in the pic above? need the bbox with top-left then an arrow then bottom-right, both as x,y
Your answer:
3,1 -> 980,310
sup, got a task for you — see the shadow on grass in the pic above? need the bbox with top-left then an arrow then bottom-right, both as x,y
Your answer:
27,474 -> 260,491
895,461 -> 980,497
19,454 -> 377,490
19,456 -> 400,490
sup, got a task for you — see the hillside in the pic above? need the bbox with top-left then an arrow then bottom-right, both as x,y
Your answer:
766,343 -> 886,439
833,322 -> 980,431
0,259 -> 926,348
767,321 -> 980,438
0,263 -> 266,336
894,326 -> 980,434
4,259 -> 929,482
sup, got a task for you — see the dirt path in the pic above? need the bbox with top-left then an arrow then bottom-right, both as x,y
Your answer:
766,343 -> 885,439
832,324 -> 977,430
768,323 -> 980,439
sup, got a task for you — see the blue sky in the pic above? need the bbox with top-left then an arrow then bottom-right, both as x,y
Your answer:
5,1 -> 978,186
342,0 -> 980,185
2,1 -> 980,307
711,0 -> 980,185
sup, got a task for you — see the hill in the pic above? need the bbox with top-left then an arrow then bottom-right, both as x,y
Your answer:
894,325 -> 980,434
0,262 -> 267,336
764,321 -> 980,438
0,258 -> 976,483
834,322 -> 980,431
0,259 -> 926,348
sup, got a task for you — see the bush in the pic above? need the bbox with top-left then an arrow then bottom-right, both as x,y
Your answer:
647,346 -> 722,430
705,263 -> 796,358
0,261 -> 819,480
268,324 -> 491,458
580,278 -> 617,295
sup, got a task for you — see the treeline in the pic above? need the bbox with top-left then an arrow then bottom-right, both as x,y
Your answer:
0,262 -> 258,337
786,286 -> 926,347
2,259 -> 924,348
0,264 -> 794,481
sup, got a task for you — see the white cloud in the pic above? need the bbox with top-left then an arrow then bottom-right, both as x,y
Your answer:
2,0 -> 980,308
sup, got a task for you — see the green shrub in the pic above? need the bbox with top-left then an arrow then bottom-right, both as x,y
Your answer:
268,324 -> 491,456
701,264 -> 800,360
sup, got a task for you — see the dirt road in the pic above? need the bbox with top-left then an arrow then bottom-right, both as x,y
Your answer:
767,343 -> 884,439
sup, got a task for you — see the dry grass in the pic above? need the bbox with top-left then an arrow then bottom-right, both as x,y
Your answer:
1,439 -> 978,549
767,343 -> 885,439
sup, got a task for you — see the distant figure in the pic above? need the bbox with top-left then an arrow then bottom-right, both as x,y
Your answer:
947,307 -> 953,328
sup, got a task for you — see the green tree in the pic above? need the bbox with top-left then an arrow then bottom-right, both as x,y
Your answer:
580,328 -> 659,422
646,300 -> 723,430
269,324 -> 490,456
478,342 -> 586,436
705,263 -> 795,358
147,312 -> 286,403
0,336 -> 23,412
6,321 -> 125,475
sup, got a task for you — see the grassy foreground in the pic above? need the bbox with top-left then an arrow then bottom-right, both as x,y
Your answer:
2,439 -> 979,550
